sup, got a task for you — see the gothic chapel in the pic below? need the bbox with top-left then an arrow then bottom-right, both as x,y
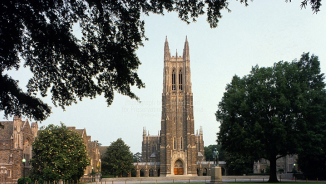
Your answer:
140,37 -> 205,176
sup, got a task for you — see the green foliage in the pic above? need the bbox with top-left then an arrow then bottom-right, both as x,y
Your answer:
298,152 -> 326,179
225,152 -> 253,175
278,168 -> 284,174
102,138 -> 134,177
296,53 -> 326,179
17,177 -> 32,184
133,152 -> 142,162
0,0 -> 322,126
90,169 -> 96,177
265,166 -> 270,174
216,53 -> 326,182
204,144 -> 225,161
30,123 -> 90,182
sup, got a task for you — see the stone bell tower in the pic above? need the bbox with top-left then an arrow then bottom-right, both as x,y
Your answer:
160,36 -> 197,176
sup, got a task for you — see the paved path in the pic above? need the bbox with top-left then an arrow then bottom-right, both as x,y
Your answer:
98,176 -> 268,183
95,176 -> 325,184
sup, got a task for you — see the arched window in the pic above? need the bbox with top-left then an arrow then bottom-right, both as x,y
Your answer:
149,169 -> 154,177
179,69 -> 182,90
172,69 -> 176,90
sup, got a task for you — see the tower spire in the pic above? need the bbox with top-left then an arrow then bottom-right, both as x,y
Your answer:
183,36 -> 189,61
143,127 -> 146,136
164,36 -> 170,61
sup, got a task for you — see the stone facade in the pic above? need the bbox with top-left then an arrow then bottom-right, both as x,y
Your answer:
253,155 -> 298,174
140,37 -> 207,176
0,119 -> 100,183
67,127 -> 101,176
0,116 -> 38,182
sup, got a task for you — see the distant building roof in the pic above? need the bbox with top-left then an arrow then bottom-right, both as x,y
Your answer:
98,146 -> 109,158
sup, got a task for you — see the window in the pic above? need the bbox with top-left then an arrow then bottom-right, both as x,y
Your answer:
180,137 -> 183,150
179,69 -> 182,90
7,170 -> 11,178
172,69 -> 176,90
173,137 -> 176,149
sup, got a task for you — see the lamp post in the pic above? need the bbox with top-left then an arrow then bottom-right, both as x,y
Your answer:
22,158 -> 26,184
92,167 -> 94,182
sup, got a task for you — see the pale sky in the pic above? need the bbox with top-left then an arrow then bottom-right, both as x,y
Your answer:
1,0 -> 326,154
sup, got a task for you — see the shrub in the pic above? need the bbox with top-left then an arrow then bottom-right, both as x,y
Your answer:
17,177 -> 32,184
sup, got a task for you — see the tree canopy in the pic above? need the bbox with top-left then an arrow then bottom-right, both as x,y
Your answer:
30,123 -> 90,182
101,138 -> 134,177
0,0 -> 322,125
224,151 -> 254,175
216,53 -> 326,182
133,152 -> 142,162
204,144 -> 225,161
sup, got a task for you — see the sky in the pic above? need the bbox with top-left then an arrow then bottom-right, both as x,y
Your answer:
1,0 -> 326,154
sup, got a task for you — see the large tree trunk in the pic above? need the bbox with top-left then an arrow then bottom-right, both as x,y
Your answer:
269,156 -> 279,182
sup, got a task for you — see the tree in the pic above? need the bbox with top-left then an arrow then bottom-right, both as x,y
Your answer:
30,123 -> 90,182
204,144 -> 250,175
0,0 -> 322,127
298,146 -> 326,179
102,138 -> 134,177
296,53 -> 326,179
204,144 -> 225,161
216,53 -> 326,182
224,151 -> 254,175
133,152 -> 142,162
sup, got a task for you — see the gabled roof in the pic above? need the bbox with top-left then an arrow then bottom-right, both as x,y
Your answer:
22,120 -> 31,133
150,152 -> 156,158
74,129 -> 86,138
88,141 -> 97,149
67,127 -> 87,138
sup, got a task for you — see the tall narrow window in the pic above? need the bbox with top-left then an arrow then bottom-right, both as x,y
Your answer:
7,170 -> 11,178
180,137 -> 183,150
172,69 -> 176,90
173,137 -> 176,149
179,69 -> 182,90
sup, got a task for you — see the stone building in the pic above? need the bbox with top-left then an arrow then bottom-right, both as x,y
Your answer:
67,127 -> 101,176
0,116 -> 38,182
137,37 -> 218,177
0,118 -> 100,183
253,155 -> 298,174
